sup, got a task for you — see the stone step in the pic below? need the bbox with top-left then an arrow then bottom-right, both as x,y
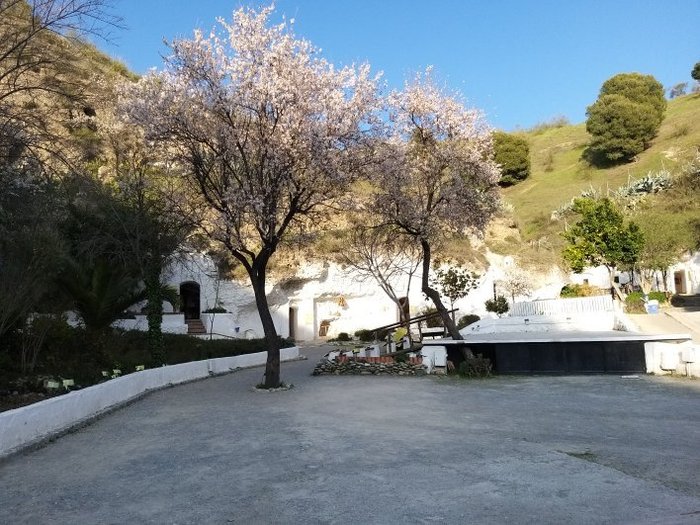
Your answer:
186,319 -> 207,335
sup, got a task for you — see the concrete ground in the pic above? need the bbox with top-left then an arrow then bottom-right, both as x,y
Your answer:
1,345 -> 699,524
628,308 -> 700,343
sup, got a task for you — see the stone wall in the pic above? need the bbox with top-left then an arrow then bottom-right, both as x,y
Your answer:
312,356 -> 427,376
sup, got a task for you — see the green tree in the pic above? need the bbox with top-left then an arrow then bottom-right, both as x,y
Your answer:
493,131 -> 530,186
0,166 -> 65,343
585,73 -> 666,164
100,113 -> 195,365
692,62 -> 700,82
599,73 -> 666,122
586,94 -> 660,164
61,166 -> 192,364
635,214 -> 690,293
485,295 -> 509,316
562,198 -> 644,285
431,264 -> 480,321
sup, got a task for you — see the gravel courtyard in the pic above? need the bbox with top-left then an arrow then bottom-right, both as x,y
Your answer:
1,345 -> 699,524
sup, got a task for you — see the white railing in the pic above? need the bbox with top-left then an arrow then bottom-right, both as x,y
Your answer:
511,295 -> 614,317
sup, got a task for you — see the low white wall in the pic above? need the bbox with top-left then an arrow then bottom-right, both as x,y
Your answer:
0,346 -> 300,459
644,341 -> 699,377
112,314 -> 188,334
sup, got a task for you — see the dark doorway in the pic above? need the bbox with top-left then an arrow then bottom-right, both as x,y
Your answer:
180,281 -> 201,320
319,319 -> 331,337
674,271 -> 686,294
289,306 -> 297,341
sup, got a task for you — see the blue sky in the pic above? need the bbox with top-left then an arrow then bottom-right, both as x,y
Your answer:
102,0 -> 699,131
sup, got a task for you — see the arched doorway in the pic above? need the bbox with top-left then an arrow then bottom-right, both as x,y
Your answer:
179,281 -> 201,320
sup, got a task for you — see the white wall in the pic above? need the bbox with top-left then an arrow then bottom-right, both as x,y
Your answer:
569,265 -> 611,289
0,347 -> 300,459
170,252 -> 699,342
644,341 -> 699,377
112,314 -> 188,334
669,252 -> 700,295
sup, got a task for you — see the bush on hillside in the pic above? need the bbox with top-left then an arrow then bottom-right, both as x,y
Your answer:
585,73 -> 666,165
493,131 -> 531,186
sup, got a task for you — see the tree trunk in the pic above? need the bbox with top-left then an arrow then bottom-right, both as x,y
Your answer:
145,259 -> 165,365
420,239 -> 462,340
248,263 -> 281,388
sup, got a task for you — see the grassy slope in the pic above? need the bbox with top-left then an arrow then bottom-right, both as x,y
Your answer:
503,94 -> 700,245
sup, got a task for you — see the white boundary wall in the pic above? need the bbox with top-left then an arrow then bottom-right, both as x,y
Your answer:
112,314 -> 188,334
0,346 -> 300,459
644,341 -> 699,377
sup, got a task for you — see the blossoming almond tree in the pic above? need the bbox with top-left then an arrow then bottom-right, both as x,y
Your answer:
123,6 -> 380,387
376,70 -> 500,339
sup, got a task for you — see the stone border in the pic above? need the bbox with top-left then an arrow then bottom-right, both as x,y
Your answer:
0,347 -> 300,459
312,357 -> 427,376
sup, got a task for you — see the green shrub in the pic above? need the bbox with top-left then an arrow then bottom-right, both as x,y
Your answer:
336,332 -> 351,342
625,291 -> 668,313
458,354 -> 493,378
354,329 -> 375,341
625,292 -> 646,313
560,283 -> 608,298
1,324 -> 293,393
493,131 -> 531,186
202,306 -> 227,313
485,296 -> 509,315
457,314 -> 480,330
585,73 -> 666,164
647,291 -> 668,304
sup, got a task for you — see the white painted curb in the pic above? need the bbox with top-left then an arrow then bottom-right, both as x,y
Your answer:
0,346 -> 300,459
